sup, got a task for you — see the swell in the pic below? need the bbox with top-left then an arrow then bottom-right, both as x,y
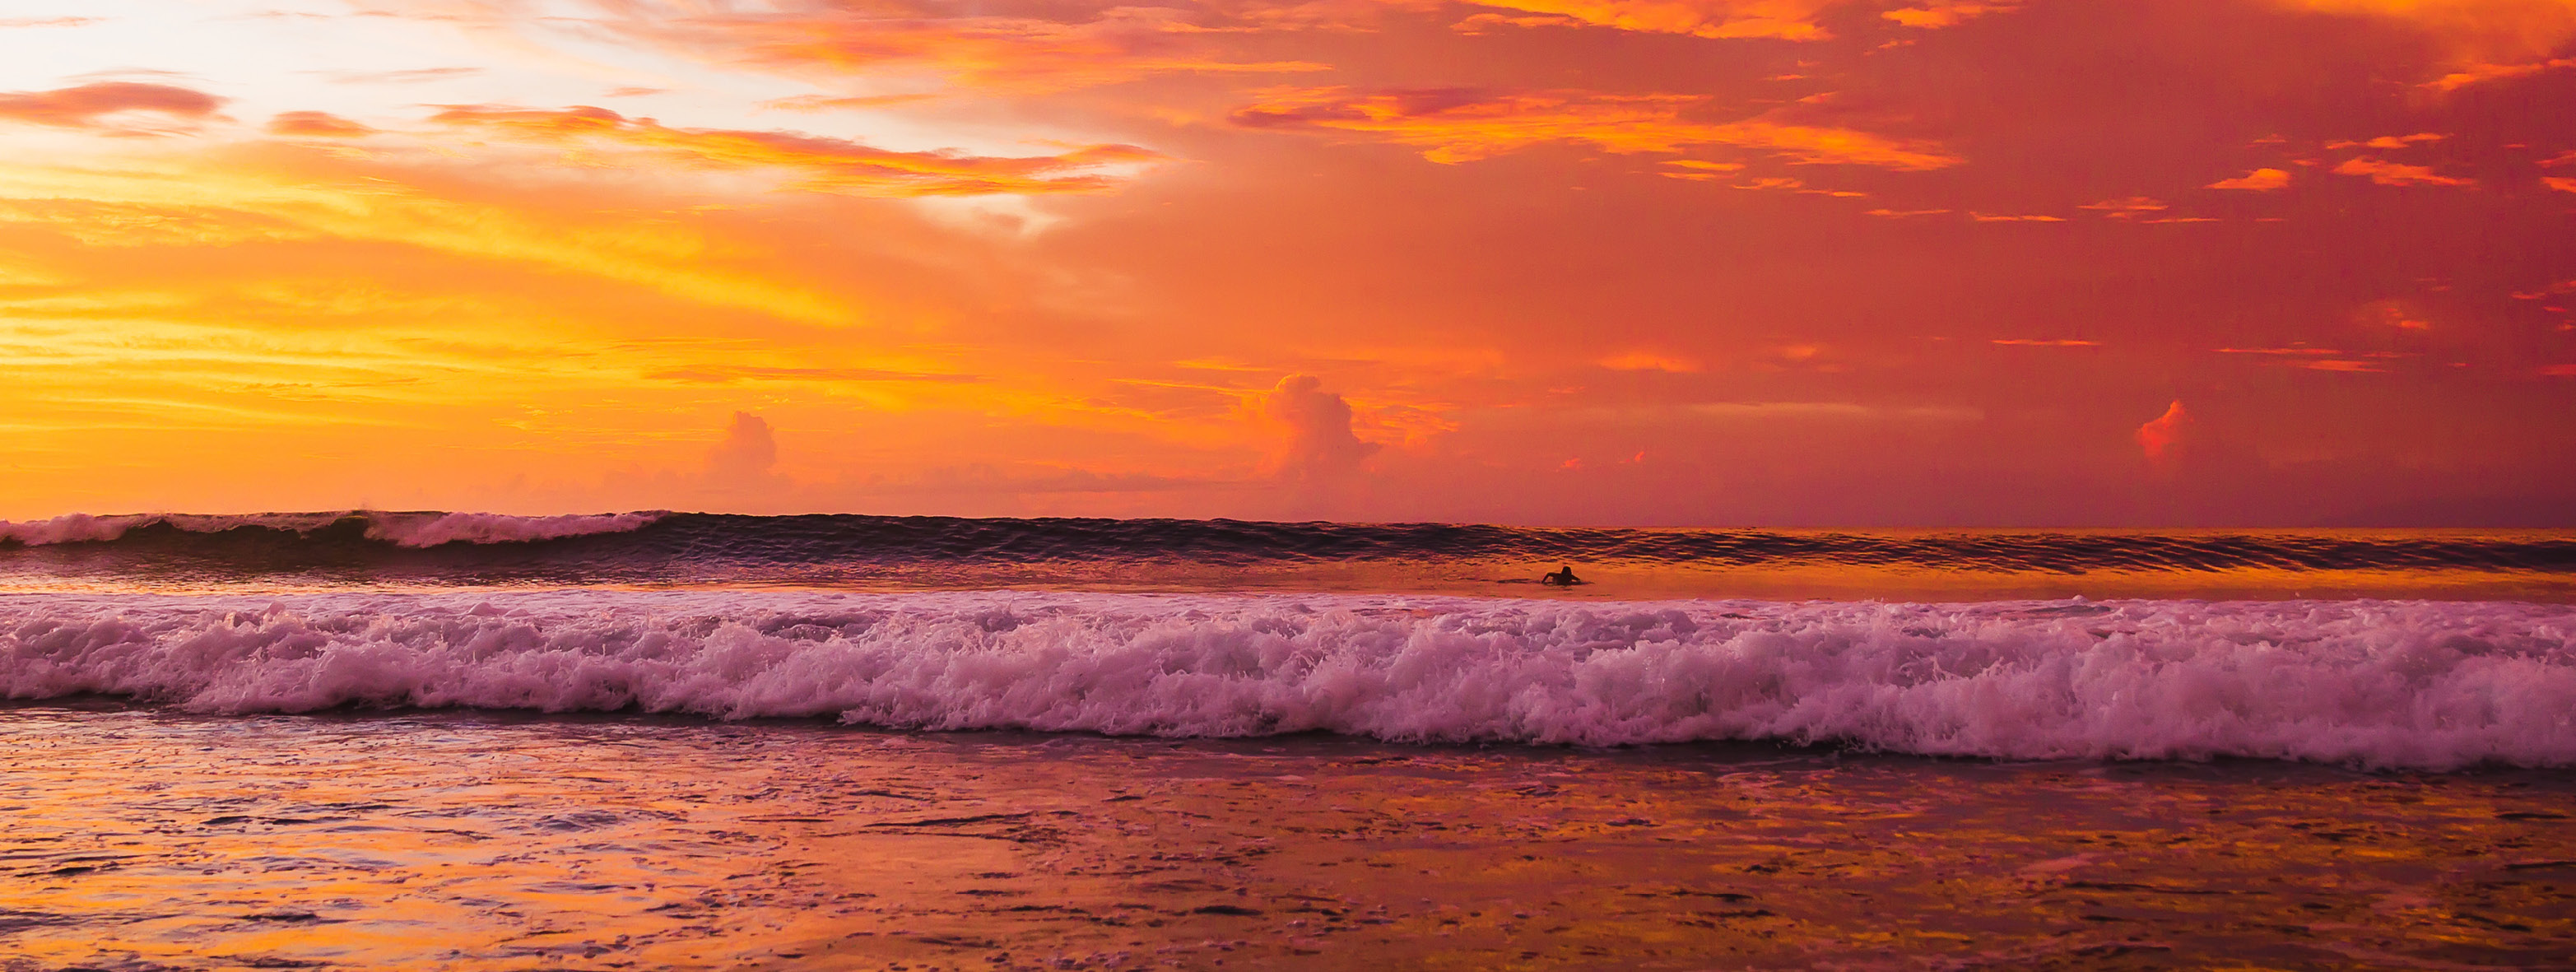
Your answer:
0,512 -> 660,550
4,591 -> 2572,770
2,511 -> 2572,579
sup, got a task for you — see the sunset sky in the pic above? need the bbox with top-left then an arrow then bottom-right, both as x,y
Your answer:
2,0 -> 2572,525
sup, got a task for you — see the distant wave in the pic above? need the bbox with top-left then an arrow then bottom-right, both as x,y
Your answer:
0,511 -> 661,549
5,591 -> 2572,770
2,512 -> 2570,581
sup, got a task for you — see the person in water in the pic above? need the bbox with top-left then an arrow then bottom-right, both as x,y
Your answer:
1541,565 -> 1582,586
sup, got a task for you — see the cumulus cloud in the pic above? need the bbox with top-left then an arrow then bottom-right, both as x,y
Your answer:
1264,374 -> 1380,481
0,81 -> 225,132
707,411 -> 781,490
2137,399 -> 2193,469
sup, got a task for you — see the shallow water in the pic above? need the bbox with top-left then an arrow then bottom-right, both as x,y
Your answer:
2,705 -> 2572,971
5,513 -> 2575,967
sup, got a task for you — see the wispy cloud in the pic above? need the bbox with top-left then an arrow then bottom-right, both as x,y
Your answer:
313,67 -> 485,85
0,82 -> 226,133
595,0 -> 1329,93
1230,86 -> 1959,169
431,104 -> 1165,195
2332,156 -> 2475,187
2207,167 -> 2290,190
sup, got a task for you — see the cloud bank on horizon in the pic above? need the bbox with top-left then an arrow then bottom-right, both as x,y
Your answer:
0,0 -> 2570,526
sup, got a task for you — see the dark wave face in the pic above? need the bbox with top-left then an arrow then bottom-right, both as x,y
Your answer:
3,511 -> 2574,600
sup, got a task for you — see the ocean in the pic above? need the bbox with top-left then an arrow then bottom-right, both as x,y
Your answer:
2,512 -> 2574,969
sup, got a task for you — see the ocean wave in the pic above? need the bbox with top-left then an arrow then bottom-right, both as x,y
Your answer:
2,512 -> 2571,584
0,511 -> 660,549
4,591 -> 2570,770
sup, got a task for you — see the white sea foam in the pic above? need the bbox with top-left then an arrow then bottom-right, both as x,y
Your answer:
2,591 -> 2570,770
0,512 -> 659,547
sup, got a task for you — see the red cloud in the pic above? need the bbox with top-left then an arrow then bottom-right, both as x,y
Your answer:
0,81 -> 226,131
2136,399 -> 2192,468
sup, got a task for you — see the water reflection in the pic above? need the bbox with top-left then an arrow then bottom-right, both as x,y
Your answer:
2,705 -> 2571,969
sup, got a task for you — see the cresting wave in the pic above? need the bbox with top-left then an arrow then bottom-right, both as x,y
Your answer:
6,591 -> 2571,770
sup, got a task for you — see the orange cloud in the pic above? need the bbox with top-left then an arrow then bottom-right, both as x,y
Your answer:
2426,56 -> 2576,89
1991,338 -> 2099,346
761,93 -> 942,112
0,82 -> 226,132
648,365 -> 985,384
1229,86 -> 1958,169
1882,2 -> 2020,28
2136,399 -> 2191,468
1458,0 -> 1843,40
2207,167 -> 2292,190
1969,212 -> 2065,221
2079,196 -> 2169,218
267,111 -> 376,138
2297,358 -> 2388,372
2326,133 -> 2447,149
602,1 -> 1328,93
430,105 -> 1162,196
2332,156 -> 2475,186
2545,176 -> 2576,193
2273,1 -> 2576,87
1599,351 -> 1704,371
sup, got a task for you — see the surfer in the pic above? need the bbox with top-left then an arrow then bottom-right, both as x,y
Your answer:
1541,565 -> 1582,586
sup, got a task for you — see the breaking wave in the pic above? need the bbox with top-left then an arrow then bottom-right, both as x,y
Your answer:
6,591 -> 2571,770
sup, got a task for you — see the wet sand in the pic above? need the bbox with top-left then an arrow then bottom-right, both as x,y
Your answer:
2,705 -> 2573,970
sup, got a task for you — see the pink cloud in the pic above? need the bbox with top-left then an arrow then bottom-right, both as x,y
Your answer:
1265,375 -> 1380,481
0,81 -> 225,131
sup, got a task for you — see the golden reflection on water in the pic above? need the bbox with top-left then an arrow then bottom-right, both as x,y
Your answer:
1,707 -> 2571,970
